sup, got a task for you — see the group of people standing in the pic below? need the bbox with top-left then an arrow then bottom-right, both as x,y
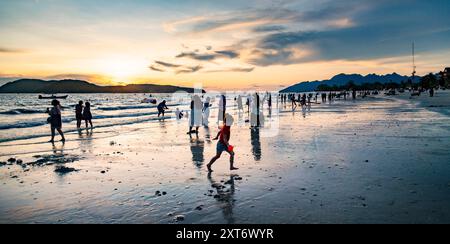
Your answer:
46,99 -> 93,143
185,92 -> 271,134
280,93 -> 312,111
75,100 -> 93,129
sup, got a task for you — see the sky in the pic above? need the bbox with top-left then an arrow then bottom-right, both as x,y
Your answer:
0,0 -> 450,90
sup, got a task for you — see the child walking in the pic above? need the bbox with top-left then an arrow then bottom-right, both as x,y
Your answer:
207,113 -> 238,172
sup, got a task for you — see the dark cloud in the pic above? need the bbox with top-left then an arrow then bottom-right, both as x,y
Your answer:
149,65 -> 165,72
171,1 -> 372,35
155,60 -> 181,68
206,67 -> 255,73
215,50 -> 239,58
253,25 -> 286,33
176,50 -> 239,61
176,52 -> 217,61
149,60 -> 203,74
245,0 -> 450,66
258,31 -> 316,50
165,0 -> 450,67
176,65 -> 203,74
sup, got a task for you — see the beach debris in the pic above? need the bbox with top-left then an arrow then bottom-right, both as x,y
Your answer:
110,141 -> 116,146
174,215 -> 185,222
100,170 -> 106,174
54,166 -> 79,174
11,175 -> 18,179
29,154 -> 81,167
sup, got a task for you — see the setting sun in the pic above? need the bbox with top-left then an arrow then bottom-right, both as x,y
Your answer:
95,56 -> 148,84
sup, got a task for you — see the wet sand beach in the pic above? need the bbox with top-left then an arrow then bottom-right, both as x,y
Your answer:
1,92 -> 450,223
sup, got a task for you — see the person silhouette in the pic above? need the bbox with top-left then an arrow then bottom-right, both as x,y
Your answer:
83,102 -> 93,128
157,100 -> 169,117
75,101 -> 83,129
47,99 -> 65,143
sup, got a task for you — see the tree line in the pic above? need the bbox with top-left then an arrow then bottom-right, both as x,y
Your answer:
316,73 -> 449,92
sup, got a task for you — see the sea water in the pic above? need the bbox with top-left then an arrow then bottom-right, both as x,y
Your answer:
0,93 -> 196,143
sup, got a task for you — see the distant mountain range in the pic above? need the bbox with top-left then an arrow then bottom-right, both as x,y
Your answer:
280,73 -> 418,92
0,79 -> 205,93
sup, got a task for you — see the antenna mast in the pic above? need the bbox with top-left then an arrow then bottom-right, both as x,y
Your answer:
412,42 -> 416,83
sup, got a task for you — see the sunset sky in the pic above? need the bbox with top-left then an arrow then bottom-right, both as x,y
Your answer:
1,0 -> 450,90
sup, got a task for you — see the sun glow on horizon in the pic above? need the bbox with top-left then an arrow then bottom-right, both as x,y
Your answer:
93,56 -> 149,84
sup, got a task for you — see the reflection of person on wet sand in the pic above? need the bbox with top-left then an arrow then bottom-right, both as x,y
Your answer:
190,138 -> 204,168
207,114 -> 238,172
250,128 -> 261,161
207,172 -> 236,224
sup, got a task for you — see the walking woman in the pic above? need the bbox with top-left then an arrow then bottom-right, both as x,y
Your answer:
47,99 -> 65,143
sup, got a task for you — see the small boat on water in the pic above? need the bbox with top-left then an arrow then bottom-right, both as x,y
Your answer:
38,95 -> 69,99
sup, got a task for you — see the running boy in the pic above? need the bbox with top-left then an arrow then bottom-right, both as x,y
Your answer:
207,113 -> 238,172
